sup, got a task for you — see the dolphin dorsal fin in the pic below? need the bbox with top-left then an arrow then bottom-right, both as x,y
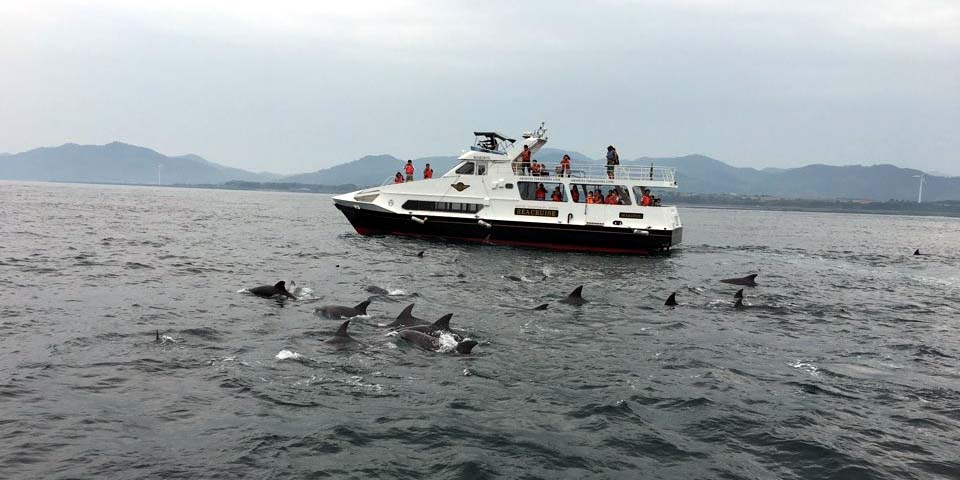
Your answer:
533,303 -> 549,311
398,304 -> 416,320
274,281 -> 286,290
746,274 -> 758,280
734,298 -> 744,308
665,293 -> 677,306
354,300 -> 371,314
735,288 -> 744,299
433,314 -> 453,330
335,320 -> 350,337
568,286 -> 583,298
914,249 -> 921,255
155,329 -> 160,341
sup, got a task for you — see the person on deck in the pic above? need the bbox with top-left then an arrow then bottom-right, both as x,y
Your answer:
404,160 -> 415,182
520,145 -> 532,175
394,172 -> 404,184
535,183 -> 547,201
423,163 -> 433,179
571,185 -> 580,203
531,160 -> 542,176
560,154 -> 571,177
605,146 -> 619,179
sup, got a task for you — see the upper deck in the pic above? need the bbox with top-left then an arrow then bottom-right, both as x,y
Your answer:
514,162 -> 677,188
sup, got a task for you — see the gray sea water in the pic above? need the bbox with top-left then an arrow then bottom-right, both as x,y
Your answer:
2,181 -> 959,479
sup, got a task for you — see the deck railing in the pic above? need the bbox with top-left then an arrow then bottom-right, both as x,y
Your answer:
515,163 -> 676,184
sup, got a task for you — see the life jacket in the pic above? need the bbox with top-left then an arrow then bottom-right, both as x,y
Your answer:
394,175 -> 403,184
535,188 -> 546,201
641,195 -> 651,206
561,158 -> 570,170
551,192 -> 562,201
521,149 -> 531,162
605,194 -> 617,205
424,168 -> 433,179
404,164 -> 414,175
531,163 -> 541,174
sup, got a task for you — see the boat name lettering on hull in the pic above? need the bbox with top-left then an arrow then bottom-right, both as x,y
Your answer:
619,212 -> 644,219
515,207 -> 559,218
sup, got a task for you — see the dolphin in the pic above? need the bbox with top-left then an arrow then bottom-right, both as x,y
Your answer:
365,285 -> 390,295
398,329 -> 478,354
400,314 -> 462,340
248,281 -> 296,299
559,286 -> 586,306
734,288 -> 744,299
316,300 -> 371,319
324,320 -> 360,348
532,303 -> 549,311
665,292 -> 678,306
384,304 -> 428,328
913,249 -> 923,256
417,251 -> 425,258
720,274 -> 758,287
734,297 -> 746,310
504,275 -> 523,282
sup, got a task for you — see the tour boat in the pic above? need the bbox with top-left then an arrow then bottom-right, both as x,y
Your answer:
332,124 -> 682,255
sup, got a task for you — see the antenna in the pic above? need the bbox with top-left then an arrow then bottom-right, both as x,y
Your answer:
912,174 -> 925,203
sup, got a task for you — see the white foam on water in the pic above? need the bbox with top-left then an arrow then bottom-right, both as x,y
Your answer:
387,289 -> 406,296
436,332 -> 459,353
790,360 -> 819,377
275,350 -> 303,361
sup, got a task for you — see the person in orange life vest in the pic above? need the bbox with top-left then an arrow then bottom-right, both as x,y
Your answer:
604,190 -> 617,204
404,160 -> 415,181
641,189 -> 652,206
423,163 -> 433,179
560,154 -> 571,177
535,183 -> 547,201
531,160 -> 542,176
570,185 -> 580,203
551,186 -> 562,202
394,172 -> 404,184
520,145 -> 532,174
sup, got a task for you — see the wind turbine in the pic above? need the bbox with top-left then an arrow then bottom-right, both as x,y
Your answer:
912,174 -> 925,203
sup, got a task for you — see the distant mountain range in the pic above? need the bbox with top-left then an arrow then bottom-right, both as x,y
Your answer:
0,142 -> 281,185
1,142 -> 957,201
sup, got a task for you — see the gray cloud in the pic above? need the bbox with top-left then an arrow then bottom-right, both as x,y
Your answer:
1,0 -> 957,174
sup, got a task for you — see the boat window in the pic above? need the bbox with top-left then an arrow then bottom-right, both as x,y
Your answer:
402,200 -> 483,214
455,162 -> 475,175
570,184 -> 633,205
477,163 -> 487,175
517,181 -> 567,202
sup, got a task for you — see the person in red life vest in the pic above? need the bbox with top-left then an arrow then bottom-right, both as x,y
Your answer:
404,160 -> 415,181
520,145 -> 532,175
605,190 -> 620,205
551,186 -> 562,202
530,160 -> 542,176
641,188 -> 652,206
423,163 -> 433,179
394,172 -> 404,184
535,183 -> 547,201
571,185 -> 580,203
560,154 -> 571,177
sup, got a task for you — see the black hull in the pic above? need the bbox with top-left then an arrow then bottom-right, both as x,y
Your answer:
335,204 -> 681,255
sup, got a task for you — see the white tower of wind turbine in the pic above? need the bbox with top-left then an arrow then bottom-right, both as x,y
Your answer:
912,174 -> 925,203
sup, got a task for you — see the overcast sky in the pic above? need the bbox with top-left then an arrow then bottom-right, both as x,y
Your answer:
1,0 -> 957,174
